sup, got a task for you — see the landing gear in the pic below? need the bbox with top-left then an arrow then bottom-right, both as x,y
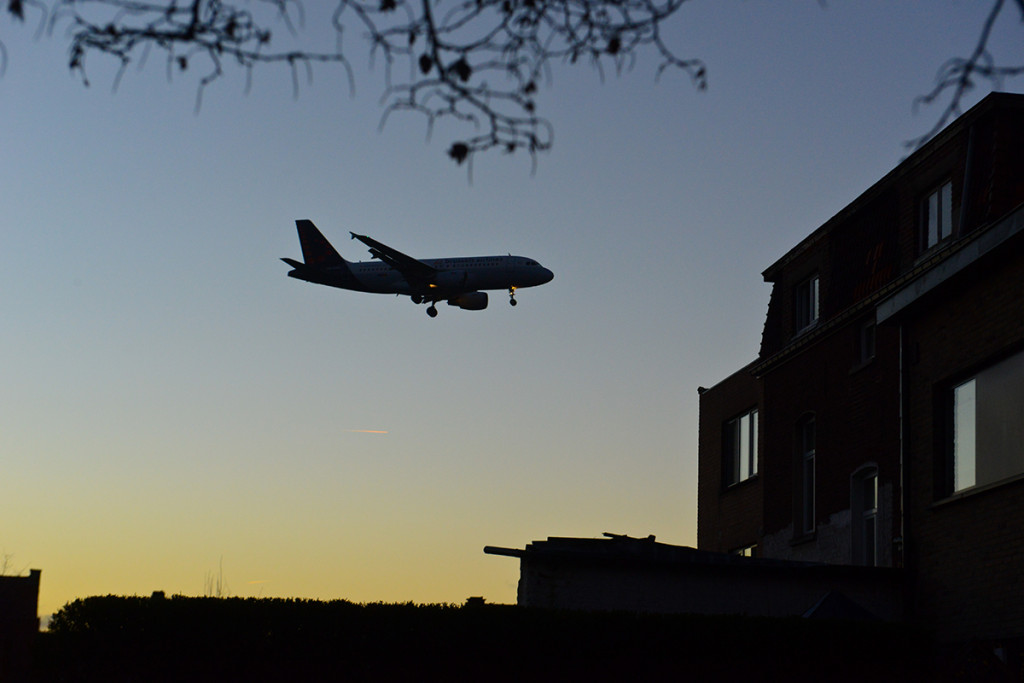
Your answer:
508,286 -> 518,307
426,304 -> 438,318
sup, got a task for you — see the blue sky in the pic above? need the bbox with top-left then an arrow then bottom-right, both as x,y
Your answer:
2,1 -> 1021,614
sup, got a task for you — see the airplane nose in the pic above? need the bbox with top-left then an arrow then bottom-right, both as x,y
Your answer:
541,268 -> 554,284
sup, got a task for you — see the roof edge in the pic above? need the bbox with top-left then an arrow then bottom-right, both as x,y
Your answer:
761,91 -> 1024,283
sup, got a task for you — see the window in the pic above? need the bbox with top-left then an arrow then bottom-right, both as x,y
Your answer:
732,544 -> 757,557
851,467 -> 878,566
858,317 -> 876,366
922,180 -> 953,251
795,274 -> 819,333
952,379 -> 976,491
797,416 -> 816,535
949,350 -> 1024,493
724,408 -> 758,486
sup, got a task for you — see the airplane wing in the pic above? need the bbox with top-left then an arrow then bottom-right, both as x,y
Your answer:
350,232 -> 437,286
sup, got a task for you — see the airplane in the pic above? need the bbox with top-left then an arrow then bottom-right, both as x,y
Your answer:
281,220 -> 554,317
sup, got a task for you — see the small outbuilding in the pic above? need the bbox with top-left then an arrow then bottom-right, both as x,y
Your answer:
486,534 -> 900,620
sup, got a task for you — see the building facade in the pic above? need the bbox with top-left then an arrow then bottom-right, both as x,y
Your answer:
697,92 -> 1024,640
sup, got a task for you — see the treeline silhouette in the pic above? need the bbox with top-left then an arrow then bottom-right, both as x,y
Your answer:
33,595 -> 937,681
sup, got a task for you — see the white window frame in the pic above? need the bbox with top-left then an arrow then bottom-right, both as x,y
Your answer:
851,466 -> 878,566
950,349 -> 1024,494
725,408 -> 759,486
952,378 -> 977,492
795,274 -> 820,334
922,180 -> 953,251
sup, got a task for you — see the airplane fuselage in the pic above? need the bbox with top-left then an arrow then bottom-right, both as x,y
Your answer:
295,255 -> 550,296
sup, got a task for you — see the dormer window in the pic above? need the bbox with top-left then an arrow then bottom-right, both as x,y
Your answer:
922,180 -> 953,251
794,274 -> 819,334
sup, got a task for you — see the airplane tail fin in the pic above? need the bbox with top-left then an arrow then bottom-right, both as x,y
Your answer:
295,219 -> 347,267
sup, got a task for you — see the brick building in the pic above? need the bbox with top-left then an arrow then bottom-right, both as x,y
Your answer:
698,92 -> 1024,640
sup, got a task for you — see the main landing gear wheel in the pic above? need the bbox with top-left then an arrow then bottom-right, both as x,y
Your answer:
426,305 -> 438,318
508,286 -> 518,307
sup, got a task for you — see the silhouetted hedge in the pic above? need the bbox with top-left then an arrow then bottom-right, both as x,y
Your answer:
33,595 -> 938,682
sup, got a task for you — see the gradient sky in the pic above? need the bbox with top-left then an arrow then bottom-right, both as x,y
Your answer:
2,2 -> 1021,616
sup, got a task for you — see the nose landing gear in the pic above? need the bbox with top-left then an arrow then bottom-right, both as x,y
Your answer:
508,286 -> 518,306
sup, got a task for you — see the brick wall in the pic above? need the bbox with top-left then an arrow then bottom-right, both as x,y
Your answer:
697,364 -> 762,554
901,239 -> 1024,640
758,320 -> 901,565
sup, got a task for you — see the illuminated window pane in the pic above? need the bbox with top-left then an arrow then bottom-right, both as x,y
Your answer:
852,467 -> 878,567
953,379 -> 976,491
750,410 -> 759,478
863,471 -> 877,511
738,415 -> 750,481
923,181 -> 953,250
951,350 -> 1024,494
975,352 -> 1024,485
725,408 -> 759,486
795,275 -> 820,333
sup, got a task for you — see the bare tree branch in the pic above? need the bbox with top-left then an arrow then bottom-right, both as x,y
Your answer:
909,0 -> 1024,149
37,0 -> 704,166
1,0 -> 47,75
6,1 -> 1021,164
49,0 -> 356,99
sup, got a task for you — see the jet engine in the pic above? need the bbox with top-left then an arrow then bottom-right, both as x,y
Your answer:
448,292 -> 488,310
